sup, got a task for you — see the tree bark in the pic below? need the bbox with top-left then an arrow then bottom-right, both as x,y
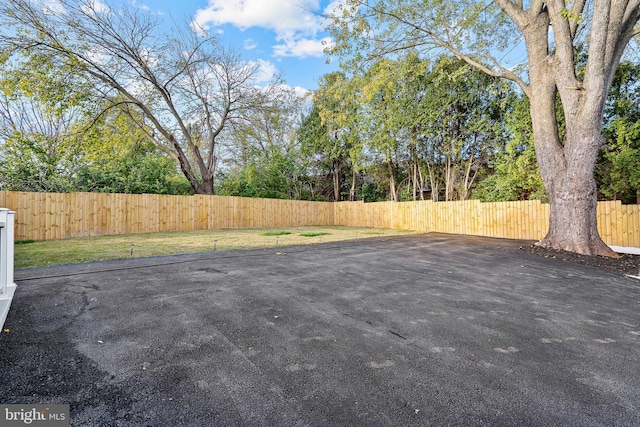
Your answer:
332,159 -> 341,201
417,161 -> 425,201
350,167 -> 357,201
537,139 -> 613,256
387,159 -> 398,202
425,161 -> 439,202
529,79 -> 618,257
202,156 -> 216,195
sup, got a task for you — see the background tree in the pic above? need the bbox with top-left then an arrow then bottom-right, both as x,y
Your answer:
218,148 -> 312,200
305,72 -> 361,201
297,106 -> 335,201
418,56 -> 513,201
0,49 -> 87,192
597,60 -> 640,204
218,89 -> 314,200
75,102 -> 192,195
475,94 -> 547,202
0,0 -> 285,195
222,81 -> 301,166
477,59 -> 640,204
358,58 -> 406,201
307,55 -> 514,202
328,0 -> 640,256
394,53 -> 430,201
0,50 -> 193,195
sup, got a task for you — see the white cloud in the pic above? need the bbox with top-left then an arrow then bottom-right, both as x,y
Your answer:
244,38 -> 257,50
194,0 -> 323,35
81,0 -> 110,16
131,1 -> 151,12
248,59 -> 278,83
323,0 -> 346,17
193,0 -> 340,59
40,0 -> 65,15
292,85 -> 312,103
273,36 -> 333,58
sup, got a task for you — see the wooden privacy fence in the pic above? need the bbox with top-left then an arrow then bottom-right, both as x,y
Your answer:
334,199 -> 640,247
333,200 -> 551,239
0,192 -> 333,241
1,191 -> 639,247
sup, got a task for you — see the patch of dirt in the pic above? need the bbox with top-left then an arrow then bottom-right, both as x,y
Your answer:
520,244 -> 640,277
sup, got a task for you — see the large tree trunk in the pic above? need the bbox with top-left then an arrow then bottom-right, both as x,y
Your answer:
202,174 -> 215,195
537,141 -> 612,256
530,81 -> 618,257
521,5 -> 621,258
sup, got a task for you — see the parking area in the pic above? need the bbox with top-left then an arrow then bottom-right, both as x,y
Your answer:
1,233 -> 640,426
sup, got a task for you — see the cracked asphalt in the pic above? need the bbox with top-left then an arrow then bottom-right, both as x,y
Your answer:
1,233 -> 640,426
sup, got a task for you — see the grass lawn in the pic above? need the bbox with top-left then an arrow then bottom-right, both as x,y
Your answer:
15,226 -> 417,269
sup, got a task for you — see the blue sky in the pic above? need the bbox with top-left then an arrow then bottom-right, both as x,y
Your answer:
138,0 -> 341,91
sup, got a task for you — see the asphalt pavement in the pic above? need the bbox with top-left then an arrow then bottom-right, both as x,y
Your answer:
1,233 -> 640,426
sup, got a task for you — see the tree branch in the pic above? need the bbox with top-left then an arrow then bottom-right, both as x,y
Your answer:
365,4 -> 530,94
493,0 -> 528,29
547,0 -> 581,91
570,0 -> 588,36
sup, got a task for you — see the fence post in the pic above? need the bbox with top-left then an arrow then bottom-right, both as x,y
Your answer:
0,208 -> 17,330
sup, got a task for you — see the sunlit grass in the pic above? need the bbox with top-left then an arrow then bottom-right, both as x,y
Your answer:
15,226 -> 417,269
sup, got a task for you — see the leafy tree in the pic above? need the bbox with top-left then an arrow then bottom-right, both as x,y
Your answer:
328,0 -> 640,256
0,57 -> 192,195
1,0 -> 286,195
76,143 -> 193,195
358,58 -> 407,201
0,50 -> 88,192
417,56 -> 513,201
0,130 -> 79,192
475,95 -> 546,202
218,148 -> 313,200
219,87 -> 316,200
224,85 -> 303,169
317,54 -> 513,202
388,53 -> 429,201
478,61 -> 640,204
304,72 -> 361,201
597,60 -> 640,203
75,104 -> 192,195
297,106 -> 336,201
